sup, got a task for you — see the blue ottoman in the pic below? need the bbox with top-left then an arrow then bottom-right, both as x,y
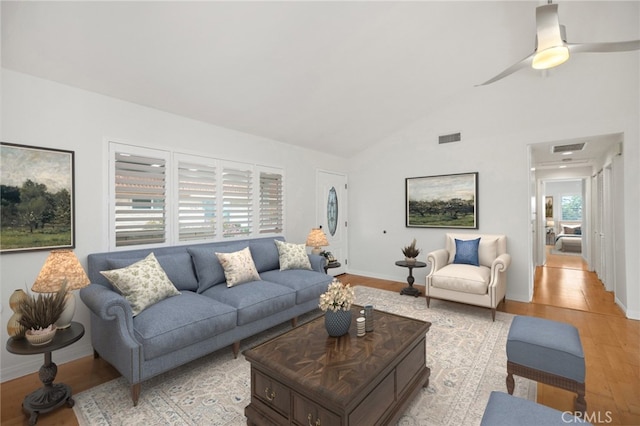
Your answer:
506,316 -> 586,414
481,392 -> 592,425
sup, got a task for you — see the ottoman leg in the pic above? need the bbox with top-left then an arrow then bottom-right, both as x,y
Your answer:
506,372 -> 515,395
575,384 -> 587,415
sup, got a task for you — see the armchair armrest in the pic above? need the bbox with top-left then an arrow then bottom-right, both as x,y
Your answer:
491,253 -> 511,273
426,249 -> 449,276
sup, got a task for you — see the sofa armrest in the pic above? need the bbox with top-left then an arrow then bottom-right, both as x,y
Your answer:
80,284 -> 136,334
308,254 -> 327,273
426,249 -> 449,276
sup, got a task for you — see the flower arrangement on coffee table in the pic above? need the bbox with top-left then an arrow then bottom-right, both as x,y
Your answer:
319,279 -> 355,337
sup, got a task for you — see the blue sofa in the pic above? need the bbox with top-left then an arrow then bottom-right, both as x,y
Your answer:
80,236 -> 332,405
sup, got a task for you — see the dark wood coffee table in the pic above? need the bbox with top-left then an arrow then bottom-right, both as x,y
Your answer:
244,306 -> 431,426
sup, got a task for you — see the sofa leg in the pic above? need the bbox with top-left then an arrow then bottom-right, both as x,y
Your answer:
131,383 -> 141,406
93,349 -> 100,359
232,341 -> 240,358
291,316 -> 298,328
426,296 -> 431,308
491,308 -> 496,322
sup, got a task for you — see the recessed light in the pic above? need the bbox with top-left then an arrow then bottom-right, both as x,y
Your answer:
562,151 -> 573,155
559,165 -> 567,169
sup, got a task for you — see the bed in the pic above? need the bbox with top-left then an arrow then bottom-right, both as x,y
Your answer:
555,222 -> 582,253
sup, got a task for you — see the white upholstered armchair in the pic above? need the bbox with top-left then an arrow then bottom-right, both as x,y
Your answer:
425,233 -> 511,321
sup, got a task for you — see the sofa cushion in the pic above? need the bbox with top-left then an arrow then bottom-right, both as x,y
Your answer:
274,240 -> 312,271
100,253 -> 181,316
108,252 -> 198,292
260,269 -> 332,304
431,263 -> 490,295
249,238 -> 281,272
133,291 -> 237,360
216,247 -> 261,287
188,242 -> 246,293
481,392 -> 592,425
453,238 -> 480,266
202,281 -> 296,326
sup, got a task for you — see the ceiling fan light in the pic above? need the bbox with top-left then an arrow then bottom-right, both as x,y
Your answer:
532,46 -> 570,70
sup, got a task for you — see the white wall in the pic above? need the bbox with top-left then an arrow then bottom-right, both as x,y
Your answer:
347,53 -> 639,318
0,69 -> 348,381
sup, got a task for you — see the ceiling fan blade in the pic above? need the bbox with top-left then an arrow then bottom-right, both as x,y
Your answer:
568,40 -> 640,53
535,4 -> 564,52
476,53 -> 534,86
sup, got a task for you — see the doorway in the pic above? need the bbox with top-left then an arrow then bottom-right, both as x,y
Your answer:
528,133 -> 624,311
316,170 -> 348,276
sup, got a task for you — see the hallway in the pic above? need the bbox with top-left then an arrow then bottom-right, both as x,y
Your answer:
533,247 -> 625,317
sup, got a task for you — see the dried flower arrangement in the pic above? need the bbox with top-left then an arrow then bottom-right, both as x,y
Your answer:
402,238 -> 421,259
18,283 -> 67,332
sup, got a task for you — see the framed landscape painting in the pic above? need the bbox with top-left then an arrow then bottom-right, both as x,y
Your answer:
406,172 -> 478,229
0,142 -> 75,253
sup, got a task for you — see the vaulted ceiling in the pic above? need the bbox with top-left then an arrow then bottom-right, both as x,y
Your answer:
2,1 -> 638,157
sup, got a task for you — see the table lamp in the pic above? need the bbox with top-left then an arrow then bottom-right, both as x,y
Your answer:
31,249 -> 90,329
306,228 -> 329,255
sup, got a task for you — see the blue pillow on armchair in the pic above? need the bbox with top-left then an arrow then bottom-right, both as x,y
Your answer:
453,238 -> 481,266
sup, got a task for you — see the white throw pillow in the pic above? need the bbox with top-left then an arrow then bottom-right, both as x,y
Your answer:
100,253 -> 180,316
215,247 -> 261,287
274,240 -> 312,271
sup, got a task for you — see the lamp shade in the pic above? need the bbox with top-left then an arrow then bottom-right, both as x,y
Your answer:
31,249 -> 90,293
306,228 -> 329,250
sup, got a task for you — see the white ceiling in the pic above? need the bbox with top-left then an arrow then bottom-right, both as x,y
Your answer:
2,1 -> 639,157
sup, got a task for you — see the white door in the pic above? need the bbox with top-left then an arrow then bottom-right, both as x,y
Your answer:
316,171 -> 347,276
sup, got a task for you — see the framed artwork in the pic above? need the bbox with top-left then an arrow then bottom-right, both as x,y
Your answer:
1,142 -> 75,253
545,196 -> 553,218
406,172 -> 478,229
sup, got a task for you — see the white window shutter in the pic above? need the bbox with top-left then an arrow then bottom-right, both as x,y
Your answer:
177,157 -> 217,241
113,151 -> 167,247
222,163 -> 253,238
259,171 -> 283,234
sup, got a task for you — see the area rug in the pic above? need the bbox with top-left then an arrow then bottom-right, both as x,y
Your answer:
73,286 -> 534,426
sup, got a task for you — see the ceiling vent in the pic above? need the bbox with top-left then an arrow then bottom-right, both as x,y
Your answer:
439,132 -> 461,144
552,142 -> 585,153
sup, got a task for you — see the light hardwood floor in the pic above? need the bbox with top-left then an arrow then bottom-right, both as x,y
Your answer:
2,248 -> 638,425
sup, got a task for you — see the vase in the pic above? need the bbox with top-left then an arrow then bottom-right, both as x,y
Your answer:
324,309 -> 352,337
7,289 -> 29,340
7,312 -> 27,340
405,257 -> 416,265
9,289 -> 28,312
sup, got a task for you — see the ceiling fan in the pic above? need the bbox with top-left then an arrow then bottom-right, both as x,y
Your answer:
478,1 -> 640,86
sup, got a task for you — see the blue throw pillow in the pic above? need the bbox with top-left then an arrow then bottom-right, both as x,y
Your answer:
453,238 -> 481,266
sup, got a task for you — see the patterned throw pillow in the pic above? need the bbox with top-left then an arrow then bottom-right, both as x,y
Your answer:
215,247 -> 261,288
100,252 -> 180,316
274,240 -> 312,271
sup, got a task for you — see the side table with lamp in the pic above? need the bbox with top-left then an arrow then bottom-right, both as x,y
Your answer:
5,249 -> 90,424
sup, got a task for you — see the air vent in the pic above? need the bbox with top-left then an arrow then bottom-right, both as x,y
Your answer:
439,133 -> 461,144
552,142 -> 585,153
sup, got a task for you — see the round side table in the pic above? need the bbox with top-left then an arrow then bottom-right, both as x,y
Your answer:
395,260 -> 427,297
6,322 -> 85,425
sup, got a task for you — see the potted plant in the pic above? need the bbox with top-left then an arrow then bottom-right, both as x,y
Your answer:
18,284 -> 67,346
402,238 -> 421,264
319,279 -> 355,337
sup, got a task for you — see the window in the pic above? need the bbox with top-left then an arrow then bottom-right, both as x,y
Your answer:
221,163 -> 253,238
259,169 -> 284,234
111,146 -> 168,247
176,155 -> 216,241
109,142 -> 283,249
561,195 -> 582,221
